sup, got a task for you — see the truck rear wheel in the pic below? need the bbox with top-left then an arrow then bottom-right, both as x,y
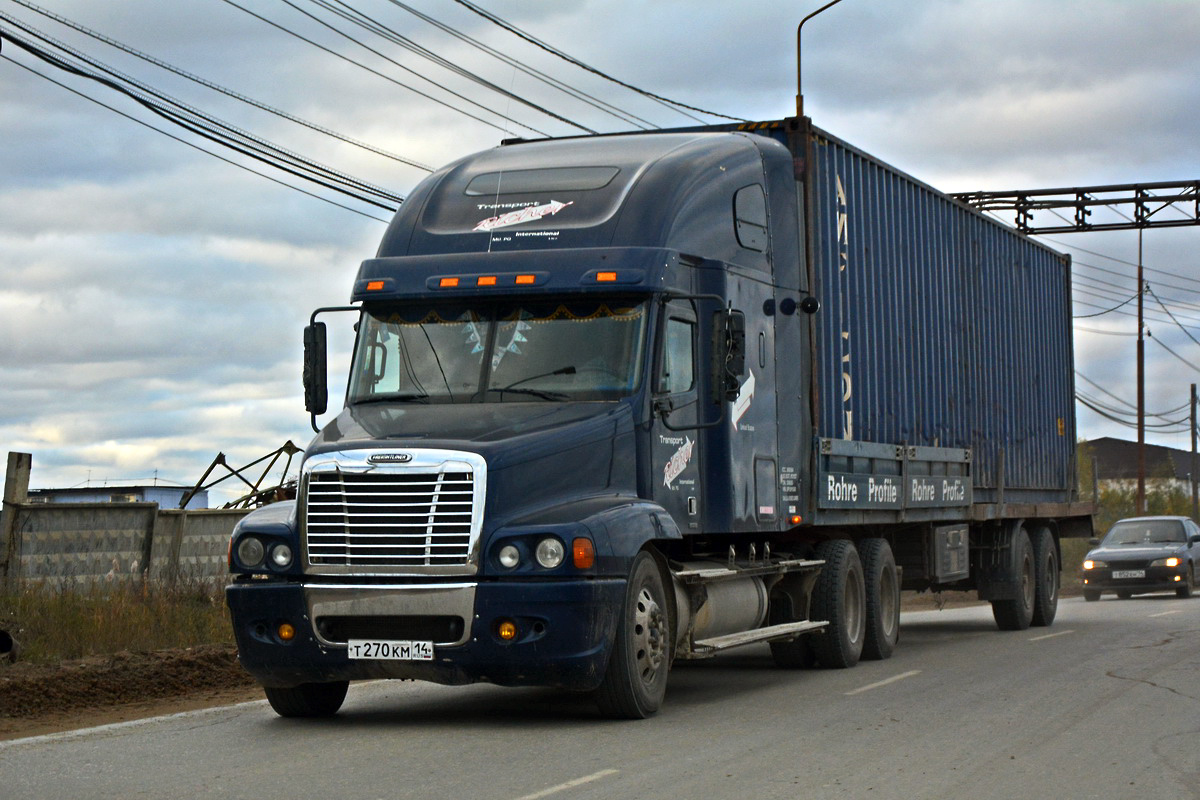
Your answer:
264,681 -> 349,717
810,540 -> 865,669
1029,526 -> 1059,627
595,550 -> 671,719
991,526 -> 1035,631
859,538 -> 900,660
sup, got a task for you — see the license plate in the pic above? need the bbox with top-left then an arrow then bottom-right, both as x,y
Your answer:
1112,570 -> 1145,579
347,639 -> 434,661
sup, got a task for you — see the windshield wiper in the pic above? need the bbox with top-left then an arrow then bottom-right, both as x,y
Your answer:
352,392 -> 432,405
486,386 -> 569,402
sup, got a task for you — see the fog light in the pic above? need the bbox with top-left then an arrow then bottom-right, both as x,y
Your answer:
1174,575 -> 1182,582
497,620 -> 518,641
536,538 -> 565,568
270,543 -> 293,568
498,544 -> 520,569
236,536 -> 265,568
278,623 -> 296,641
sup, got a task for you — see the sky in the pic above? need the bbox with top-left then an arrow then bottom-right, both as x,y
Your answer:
2,0 -> 1199,504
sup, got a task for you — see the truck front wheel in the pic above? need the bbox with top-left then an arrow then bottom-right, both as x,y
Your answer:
810,540 -> 866,668
595,550 -> 671,719
264,681 -> 349,717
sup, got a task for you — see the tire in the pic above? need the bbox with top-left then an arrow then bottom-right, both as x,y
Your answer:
1083,589 -> 1101,602
991,526 -> 1035,631
1176,565 -> 1194,599
769,575 -> 817,669
809,540 -> 866,669
1029,526 -> 1059,627
1117,590 -> 1133,600
595,550 -> 671,719
264,681 -> 348,717
859,538 -> 900,660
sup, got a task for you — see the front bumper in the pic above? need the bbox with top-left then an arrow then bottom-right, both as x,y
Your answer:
1081,565 -> 1189,594
226,578 -> 624,691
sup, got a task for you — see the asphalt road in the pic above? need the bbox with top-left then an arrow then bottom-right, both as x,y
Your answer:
2,595 -> 1197,800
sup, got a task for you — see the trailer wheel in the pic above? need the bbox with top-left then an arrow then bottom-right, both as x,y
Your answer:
859,538 -> 900,660
1029,526 -> 1059,627
1083,589 -> 1101,602
991,526 -> 1035,631
263,681 -> 348,717
595,550 -> 671,719
810,540 -> 866,669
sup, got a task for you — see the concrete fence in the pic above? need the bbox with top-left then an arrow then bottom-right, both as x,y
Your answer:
2,452 -> 250,589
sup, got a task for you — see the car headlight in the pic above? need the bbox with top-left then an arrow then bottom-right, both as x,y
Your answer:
236,536 -> 265,569
535,537 -> 565,569
1083,559 -> 1107,570
1150,556 -> 1181,568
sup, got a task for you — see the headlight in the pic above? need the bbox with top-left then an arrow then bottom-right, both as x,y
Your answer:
1083,559 -> 1106,570
270,543 -> 293,568
1151,556 -> 1181,568
535,537 -> 565,569
498,544 -> 520,569
236,536 -> 265,568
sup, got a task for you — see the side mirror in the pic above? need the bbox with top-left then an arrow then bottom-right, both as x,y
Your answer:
712,309 -> 746,403
303,322 -> 329,416
1087,537 -> 1100,547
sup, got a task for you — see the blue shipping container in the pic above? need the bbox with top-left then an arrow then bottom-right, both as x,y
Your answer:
800,126 -> 1075,504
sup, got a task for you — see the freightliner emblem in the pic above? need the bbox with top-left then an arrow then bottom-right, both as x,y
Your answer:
367,453 -> 413,464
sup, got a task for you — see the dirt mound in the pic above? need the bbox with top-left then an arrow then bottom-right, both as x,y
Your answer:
0,645 -> 257,733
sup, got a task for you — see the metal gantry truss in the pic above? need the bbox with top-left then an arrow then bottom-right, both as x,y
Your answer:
952,180 -> 1200,234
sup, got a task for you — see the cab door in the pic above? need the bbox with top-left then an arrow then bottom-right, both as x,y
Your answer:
650,300 -> 702,532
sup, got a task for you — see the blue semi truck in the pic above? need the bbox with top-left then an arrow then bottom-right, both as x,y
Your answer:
225,115 -> 1093,719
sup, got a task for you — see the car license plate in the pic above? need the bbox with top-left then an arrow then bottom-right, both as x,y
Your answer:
347,640 -> 434,661
1112,570 -> 1145,579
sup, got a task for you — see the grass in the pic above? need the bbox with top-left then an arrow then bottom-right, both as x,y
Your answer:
1,578 -> 234,665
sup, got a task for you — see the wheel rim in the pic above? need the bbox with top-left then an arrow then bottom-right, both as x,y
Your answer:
879,563 -> 898,639
633,585 -> 666,685
1045,549 -> 1059,603
846,567 -> 865,645
1020,550 -> 1035,611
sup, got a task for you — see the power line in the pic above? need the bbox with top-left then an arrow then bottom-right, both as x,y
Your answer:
216,0 -> 549,136
6,0 -> 432,172
382,0 -> 658,130
0,52 -> 389,223
0,17 -> 403,208
451,0 -> 745,124
292,0 -> 593,133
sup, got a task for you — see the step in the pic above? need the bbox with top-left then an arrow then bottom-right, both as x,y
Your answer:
684,619 -> 828,659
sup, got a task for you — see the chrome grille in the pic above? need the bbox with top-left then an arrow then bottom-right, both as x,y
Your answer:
302,450 -> 485,572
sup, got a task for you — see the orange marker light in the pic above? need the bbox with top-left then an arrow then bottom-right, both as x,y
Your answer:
515,274 -> 536,285
366,280 -> 385,291
789,515 -> 803,525
439,277 -> 460,288
596,271 -> 617,282
572,537 -> 596,569
497,620 -> 518,641
477,275 -> 497,286
277,623 -> 296,641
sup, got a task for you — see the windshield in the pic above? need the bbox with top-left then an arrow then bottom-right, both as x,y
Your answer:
1102,519 -> 1186,546
348,299 -> 648,404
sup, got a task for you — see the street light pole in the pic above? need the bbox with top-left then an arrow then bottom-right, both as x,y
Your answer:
796,0 -> 847,117
1136,228 -> 1146,514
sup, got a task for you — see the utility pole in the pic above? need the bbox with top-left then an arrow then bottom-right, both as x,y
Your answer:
1191,383 -> 1198,521
1136,229 -> 1146,514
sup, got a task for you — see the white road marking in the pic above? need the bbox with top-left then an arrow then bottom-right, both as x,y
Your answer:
1149,610 -> 1183,618
844,670 -> 921,696
1029,630 -> 1075,642
513,769 -> 620,800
